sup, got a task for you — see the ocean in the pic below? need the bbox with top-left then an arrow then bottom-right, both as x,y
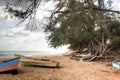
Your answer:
0,51 -> 58,57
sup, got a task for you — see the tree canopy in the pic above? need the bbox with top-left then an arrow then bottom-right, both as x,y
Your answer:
2,0 -> 120,55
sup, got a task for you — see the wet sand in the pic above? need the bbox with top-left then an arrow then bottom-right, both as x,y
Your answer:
0,55 -> 120,80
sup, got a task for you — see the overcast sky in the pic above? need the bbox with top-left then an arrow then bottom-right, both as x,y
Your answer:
0,0 -> 69,54
0,0 -> 120,53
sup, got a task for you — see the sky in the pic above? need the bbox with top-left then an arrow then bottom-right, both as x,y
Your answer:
0,0 -> 120,54
0,0 -> 69,54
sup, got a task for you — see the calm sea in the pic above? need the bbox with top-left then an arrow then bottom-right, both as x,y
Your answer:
0,51 -> 56,57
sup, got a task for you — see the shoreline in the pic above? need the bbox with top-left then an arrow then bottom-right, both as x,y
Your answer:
0,55 -> 120,80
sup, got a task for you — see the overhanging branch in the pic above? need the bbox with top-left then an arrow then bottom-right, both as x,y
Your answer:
93,7 -> 120,14
51,7 -> 120,14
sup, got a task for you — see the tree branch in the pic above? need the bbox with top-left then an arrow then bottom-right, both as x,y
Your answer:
93,7 -> 120,14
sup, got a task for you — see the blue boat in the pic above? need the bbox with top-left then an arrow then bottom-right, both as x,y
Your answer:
0,57 -> 20,72
112,60 -> 120,70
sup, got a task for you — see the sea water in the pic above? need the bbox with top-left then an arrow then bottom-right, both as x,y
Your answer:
0,51 -> 56,57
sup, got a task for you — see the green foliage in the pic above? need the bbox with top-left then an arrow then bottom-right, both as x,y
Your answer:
108,21 -> 120,37
110,37 -> 120,48
44,0 -> 120,52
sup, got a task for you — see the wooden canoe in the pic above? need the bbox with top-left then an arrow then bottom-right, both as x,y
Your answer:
15,55 -> 59,68
112,60 -> 120,70
21,60 -> 59,68
0,57 -> 20,72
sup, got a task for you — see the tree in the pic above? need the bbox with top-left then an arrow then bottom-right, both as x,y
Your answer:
44,0 -> 120,55
2,0 -> 120,55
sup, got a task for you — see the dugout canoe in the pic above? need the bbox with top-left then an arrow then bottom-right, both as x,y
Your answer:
15,55 -> 59,68
0,57 -> 20,72
112,60 -> 120,70
21,59 -> 59,68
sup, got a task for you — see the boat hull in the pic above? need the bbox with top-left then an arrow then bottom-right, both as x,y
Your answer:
22,60 -> 59,68
112,60 -> 120,70
0,58 -> 20,72
15,55 -> 59,68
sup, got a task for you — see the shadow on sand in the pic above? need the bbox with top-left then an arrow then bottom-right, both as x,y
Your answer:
0,69 -> 18,75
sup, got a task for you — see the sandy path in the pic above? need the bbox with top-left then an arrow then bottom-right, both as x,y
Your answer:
0,56 -> 120,80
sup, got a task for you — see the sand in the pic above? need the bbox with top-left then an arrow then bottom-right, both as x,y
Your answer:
0,55 -> 120,80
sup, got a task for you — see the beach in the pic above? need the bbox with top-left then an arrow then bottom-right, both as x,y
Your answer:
0,55 -> 120,80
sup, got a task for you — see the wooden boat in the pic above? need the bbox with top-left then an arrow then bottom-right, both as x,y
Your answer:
70,51 -> 100,61
21,60 -> 59,68
15,55 -> 59,68
112,60 -> 120,70
0,57 -> 20,72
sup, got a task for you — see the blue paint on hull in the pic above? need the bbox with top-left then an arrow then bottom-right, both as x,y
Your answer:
0,58 -> 20,68
112,60 -> 120,70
